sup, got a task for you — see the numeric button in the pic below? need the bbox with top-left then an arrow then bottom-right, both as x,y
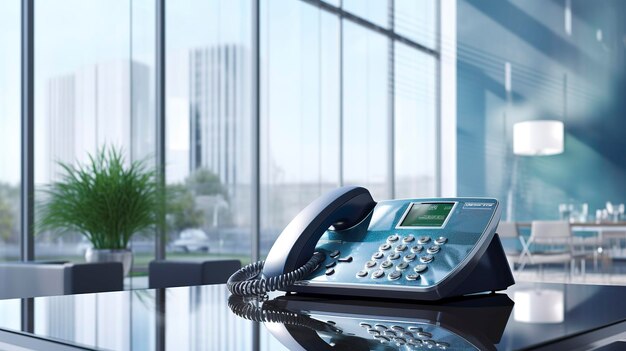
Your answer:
388,253 -> 400,260
365,260 -> 377,268
387,234 -> 400,242
427,246 -> 440,254
411,245 -> 423,253
403,235 -> 415,243
372,270 -> 385,279
381,261 -> 393,269
357,270 -> 368,277
388,271 -> 402,280
372,252 -> 384,259
420,255 -> 434,263
406,274 -> 420,281
414,264 -> 428,273
396,262 -> 409,270
395,244 -> 407,252
404,253 -> 417,262
418,236 -> 431,244
380,243 -> 391,251
435,236 -> 448,245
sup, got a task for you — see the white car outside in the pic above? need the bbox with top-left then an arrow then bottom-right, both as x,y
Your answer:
172,228 -> 210,252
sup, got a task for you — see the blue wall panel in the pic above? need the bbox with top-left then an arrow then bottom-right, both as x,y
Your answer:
457,0 -> 626,221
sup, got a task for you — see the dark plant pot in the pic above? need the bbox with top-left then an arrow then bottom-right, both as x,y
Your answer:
85,248 -> 133,277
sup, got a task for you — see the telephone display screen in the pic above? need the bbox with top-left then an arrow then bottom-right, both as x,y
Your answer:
399,203 -> 454,227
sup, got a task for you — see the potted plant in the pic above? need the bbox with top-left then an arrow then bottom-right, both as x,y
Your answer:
38,146 -> 161,276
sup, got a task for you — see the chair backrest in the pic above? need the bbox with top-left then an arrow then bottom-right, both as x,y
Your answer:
530,221 -> 571,242
496,221 -> 519,238
0,261 -> 123,299
149,259 -> 242,289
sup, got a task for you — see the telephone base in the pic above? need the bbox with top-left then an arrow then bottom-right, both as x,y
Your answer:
285,234 -> 515,301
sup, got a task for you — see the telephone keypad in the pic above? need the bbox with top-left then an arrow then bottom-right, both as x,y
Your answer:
320,232 -> 449,285
360,321 -> 459,350
388,271 -> 402,280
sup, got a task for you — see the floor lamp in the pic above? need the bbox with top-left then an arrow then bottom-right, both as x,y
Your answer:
506,120 -> 564,220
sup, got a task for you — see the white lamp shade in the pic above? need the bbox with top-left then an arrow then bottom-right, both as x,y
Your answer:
513,120 -> 564,156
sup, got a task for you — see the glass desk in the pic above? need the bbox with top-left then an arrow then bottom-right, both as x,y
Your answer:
0,282 -> 626,350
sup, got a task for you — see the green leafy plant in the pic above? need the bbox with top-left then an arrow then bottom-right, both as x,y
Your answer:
37,146 -> 162,250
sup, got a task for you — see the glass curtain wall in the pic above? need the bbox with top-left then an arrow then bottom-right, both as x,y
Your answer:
165,0 -> 252,263
260,0 -> 439,256
260,0 -> 340,256
0,0 -> 21,263
33,0 -> 156,271
12,0 -> 439,275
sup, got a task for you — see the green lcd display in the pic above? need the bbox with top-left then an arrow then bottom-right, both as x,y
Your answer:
399,203 -> 454,227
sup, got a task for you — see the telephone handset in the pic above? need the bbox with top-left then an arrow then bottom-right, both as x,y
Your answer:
228,293 -> 514,351
228,186 -> 514,300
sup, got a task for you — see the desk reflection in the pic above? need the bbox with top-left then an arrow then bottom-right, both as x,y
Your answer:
230,293 -> 514,351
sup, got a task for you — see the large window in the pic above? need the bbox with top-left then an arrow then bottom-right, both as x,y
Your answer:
0,0 -> 21,262
260,0 -> 340,255
9,0 -> 440,281
165,0 -> 252,263
342,21 -> 390,200
34,0 -> 155,272
394,42 -> 437,198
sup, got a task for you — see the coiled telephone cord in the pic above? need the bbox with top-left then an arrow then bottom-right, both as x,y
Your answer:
227,295 -> 339,333
227,252 -> 325,297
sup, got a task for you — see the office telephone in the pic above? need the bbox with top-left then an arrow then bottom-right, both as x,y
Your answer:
228,292 -> 514,350
228,186 -> 514,300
